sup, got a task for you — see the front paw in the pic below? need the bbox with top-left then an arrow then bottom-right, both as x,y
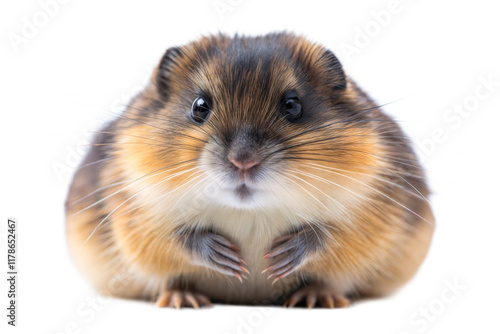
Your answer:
263,225 -> 324,283
181,230 -> 249,281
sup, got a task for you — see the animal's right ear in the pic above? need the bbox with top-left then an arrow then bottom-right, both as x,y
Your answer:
155,47 -> 183,100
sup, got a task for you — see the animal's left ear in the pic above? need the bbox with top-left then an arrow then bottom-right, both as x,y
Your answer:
318,49 -> 347,90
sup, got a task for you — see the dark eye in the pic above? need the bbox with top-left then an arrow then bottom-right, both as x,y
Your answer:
191,97 -> 211,123
283,94 -> 302,121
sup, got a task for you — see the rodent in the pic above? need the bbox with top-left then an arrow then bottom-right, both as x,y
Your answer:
65,32 -> 435,308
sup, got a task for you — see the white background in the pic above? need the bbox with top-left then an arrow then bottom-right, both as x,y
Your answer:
1,0 -> 499,333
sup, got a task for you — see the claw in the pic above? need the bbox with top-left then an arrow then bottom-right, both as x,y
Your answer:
321,295 -> 334,308
306,294 -> 317,308
172,291 -> 182,309
185,231 -> 248,279
264,227 -> 323,282
234,273 -> 243,283
155,291 -> 171,307
334,296 -> 349,308
197,293 -> 212,306
185,292 -> 199,309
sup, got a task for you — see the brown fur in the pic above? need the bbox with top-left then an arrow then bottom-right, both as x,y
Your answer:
66,33 -> 434,307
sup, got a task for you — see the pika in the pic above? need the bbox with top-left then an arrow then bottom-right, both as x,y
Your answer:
65,33 -> 434,308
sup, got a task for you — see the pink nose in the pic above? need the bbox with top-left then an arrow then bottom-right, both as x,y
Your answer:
229,157 -> 259,171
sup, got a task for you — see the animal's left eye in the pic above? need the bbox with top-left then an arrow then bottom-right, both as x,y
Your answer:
283,94 -> 302,121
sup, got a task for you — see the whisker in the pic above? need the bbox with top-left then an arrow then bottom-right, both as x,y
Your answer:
283,148 -> 427,172
122,105 -> 224,147
280,173 -> 339,213
158,173 -> 226,224
74,156 -> 115,172
81,167 -> 204,247
275,100 -> 403,145
300,162 -> 433,225
296,163 -> 427,201
113,169 -> 213,223
73,159 -> 198,214
95,107 -> 210,145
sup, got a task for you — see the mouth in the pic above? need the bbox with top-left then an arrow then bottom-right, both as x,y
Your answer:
211,178 -> 274,209
234,184 -> 253,200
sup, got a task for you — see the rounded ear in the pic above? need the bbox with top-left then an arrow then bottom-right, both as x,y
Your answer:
155,46 -> 183,99
319,49 -> 347,90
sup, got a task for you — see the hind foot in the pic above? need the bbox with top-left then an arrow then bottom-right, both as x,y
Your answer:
155,290 -> 212,309
284,284 -> 349,308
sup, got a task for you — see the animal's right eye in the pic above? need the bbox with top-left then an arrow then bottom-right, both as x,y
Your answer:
191,97 -> 211,123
